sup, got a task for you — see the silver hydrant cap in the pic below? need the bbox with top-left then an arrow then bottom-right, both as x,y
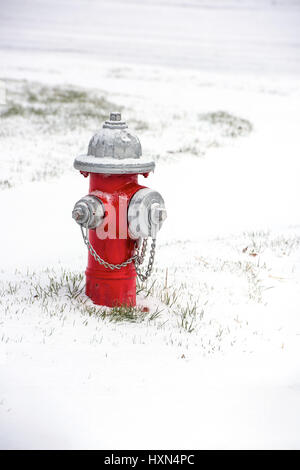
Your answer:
73,112 -> 155,175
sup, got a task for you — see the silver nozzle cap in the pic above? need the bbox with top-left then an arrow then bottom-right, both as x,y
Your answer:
72,204 -> 89,225
72,195 -> 104,229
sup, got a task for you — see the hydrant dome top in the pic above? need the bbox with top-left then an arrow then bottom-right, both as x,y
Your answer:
73,113 -> 155,175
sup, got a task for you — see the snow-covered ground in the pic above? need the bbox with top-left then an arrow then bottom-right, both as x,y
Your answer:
0,0 -> 300,450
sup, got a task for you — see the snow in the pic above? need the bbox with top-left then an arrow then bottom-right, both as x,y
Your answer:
74,154 -> 155,172
0,0 -> 300,450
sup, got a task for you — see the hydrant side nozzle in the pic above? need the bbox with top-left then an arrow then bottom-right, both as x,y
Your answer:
128,188 -> 167,239
72,195 -> 104,230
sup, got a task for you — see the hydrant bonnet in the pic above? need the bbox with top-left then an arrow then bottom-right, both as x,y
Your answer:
73,112 -> 155,175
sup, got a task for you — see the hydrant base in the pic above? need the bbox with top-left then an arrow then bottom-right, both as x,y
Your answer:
85,273 -> 136,307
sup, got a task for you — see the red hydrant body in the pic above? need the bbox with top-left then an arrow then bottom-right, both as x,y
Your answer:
72,112 -> 166,308
86,173 -> 144,307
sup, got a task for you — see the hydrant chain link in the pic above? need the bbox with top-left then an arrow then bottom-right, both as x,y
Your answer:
136,238 -> 148,265
80,225 -> 156,281
80,225 -> 137,270
134,239 -> 156,282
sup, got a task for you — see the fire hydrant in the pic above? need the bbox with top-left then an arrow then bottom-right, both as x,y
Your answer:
72,112 -> 167,307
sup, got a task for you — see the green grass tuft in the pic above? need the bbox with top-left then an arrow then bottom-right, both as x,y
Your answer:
198,110 -> 252,138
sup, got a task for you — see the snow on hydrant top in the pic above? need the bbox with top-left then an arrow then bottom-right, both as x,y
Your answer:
73,112 -> 155,175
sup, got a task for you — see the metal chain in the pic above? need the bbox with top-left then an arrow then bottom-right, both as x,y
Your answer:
80,225 -> 137,270
80,225 -> 156,280
136,238 -> 148,265
134,238 -> 156,282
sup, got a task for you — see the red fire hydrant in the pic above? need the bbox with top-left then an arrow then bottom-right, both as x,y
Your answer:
72,112 -> 167,307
